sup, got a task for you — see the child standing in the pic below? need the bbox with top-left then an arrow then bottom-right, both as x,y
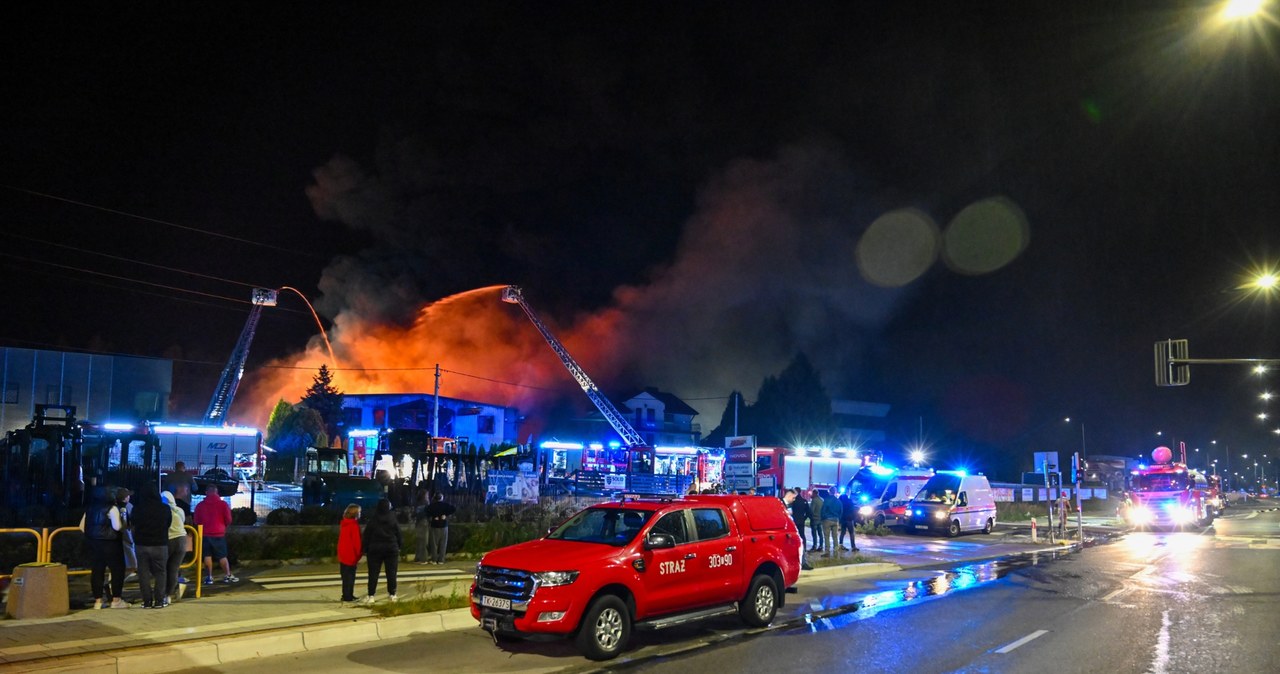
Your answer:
338,504 -> 363,603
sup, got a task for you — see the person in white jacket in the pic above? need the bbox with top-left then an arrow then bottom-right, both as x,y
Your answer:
161,491 -> 188,604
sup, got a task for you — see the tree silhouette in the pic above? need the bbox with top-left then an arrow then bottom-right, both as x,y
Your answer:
706,353 -> 835,446
300,364 -> 345,439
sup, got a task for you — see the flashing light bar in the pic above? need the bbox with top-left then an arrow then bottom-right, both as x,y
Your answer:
866,464 -> 895,476
151,424 -> 260,437
653,446 -> 701,455
540,441 -> 584,450
588,442 -> 604,450
101,422 -> 137,431
608,441 -> 622,448
347,429 -> 380,438
937,469 -> 968,477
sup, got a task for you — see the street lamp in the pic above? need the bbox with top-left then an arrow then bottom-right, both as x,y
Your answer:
1065,417 -> 1087,459
1221,0 -> 1267,21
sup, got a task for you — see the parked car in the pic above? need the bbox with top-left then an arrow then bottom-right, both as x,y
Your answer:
470,493 -> 803,660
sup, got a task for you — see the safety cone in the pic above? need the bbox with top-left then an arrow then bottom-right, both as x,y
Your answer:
1030,517 -> 1038,543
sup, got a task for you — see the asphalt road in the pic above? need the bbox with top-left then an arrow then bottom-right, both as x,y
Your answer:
198,505 -> 1280,673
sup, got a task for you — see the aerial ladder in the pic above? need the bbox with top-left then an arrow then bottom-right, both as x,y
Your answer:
500,285 -> 649,450
202,288 -> 278,425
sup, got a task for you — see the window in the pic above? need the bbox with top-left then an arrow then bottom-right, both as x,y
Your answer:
646,408 -> 655,421
478,414 -> 495,434
692,508 -> 729,541
342,407 -> 363,428
46,385 -> 71,404
134,391 -> 159,416
651,510 -> 690,544
3,382 -> 17,405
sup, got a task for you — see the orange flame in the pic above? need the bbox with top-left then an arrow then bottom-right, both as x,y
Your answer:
234,285 -> 628,436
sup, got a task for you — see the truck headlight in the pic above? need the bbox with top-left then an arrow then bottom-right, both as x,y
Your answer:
859,505 -> 873,517
1129,506 -> 1153,524
532,570 -> 580,587
1172,508 -> 1196,524
934,510 -> 948,520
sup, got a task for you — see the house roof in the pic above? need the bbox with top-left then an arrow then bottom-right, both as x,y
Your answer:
617,387 -> 699,417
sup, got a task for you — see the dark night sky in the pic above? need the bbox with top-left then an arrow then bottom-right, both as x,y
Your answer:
2,2 -> 1277,480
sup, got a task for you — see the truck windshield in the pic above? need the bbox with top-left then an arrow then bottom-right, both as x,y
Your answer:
547,507 -> 655,546
1132,473 -> 1188,492
915,475 -> 961,504
848,471 -> 890,501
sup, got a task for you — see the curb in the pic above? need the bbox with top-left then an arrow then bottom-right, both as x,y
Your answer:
13,560 -> 906,672
801,561 -> 900,581
8,608 -> 476,674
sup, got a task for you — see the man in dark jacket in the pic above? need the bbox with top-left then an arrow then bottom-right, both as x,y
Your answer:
422,493 -> 457,565
839,493 -> 859,553
789,488 -> 811,547
130,483 -> 173,608
361,498 -> 403,604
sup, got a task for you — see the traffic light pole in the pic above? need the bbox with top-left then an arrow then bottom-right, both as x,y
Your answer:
1155,338 -> 1279,387
1075,452 -> 1083,542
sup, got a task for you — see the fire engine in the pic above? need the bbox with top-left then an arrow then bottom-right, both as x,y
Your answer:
754,446 -> 867,495
501,286 -> 689,495
1119,445 -> 1215,529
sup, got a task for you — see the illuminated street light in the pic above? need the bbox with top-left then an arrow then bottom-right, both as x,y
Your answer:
1259,412 -> 1269,420
1221,0 -> 1267,21
1255,365 -> 1268,375
1256,272 -> 1279,289
1264,392 -> 1275,401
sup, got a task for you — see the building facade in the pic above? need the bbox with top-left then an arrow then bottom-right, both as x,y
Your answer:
339,392 -> 518,449
1,347 -> 173,434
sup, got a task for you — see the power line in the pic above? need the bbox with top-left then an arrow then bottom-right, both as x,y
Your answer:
2,184 -> 325,259
0,251 -> 248,304
1,230 -> 262,289
0,252 -> 309,315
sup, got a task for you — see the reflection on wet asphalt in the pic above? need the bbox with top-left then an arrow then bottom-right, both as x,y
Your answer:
787,549 -> 1074,634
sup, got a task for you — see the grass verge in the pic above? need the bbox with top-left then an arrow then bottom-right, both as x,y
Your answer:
808,550 -> 880,569
370,584 -> 471,617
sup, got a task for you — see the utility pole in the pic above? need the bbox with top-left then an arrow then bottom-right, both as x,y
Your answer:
733,391 -> 739,437
433,364 -> 441,439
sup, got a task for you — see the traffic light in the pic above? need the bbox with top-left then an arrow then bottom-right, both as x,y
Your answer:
1049,472 -> 1061,487
1154,339 -> 1190,386
1069,454 -> 1080,485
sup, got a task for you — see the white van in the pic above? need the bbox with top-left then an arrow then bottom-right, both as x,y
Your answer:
846,466 -> 934,527
905,471 -> 997,536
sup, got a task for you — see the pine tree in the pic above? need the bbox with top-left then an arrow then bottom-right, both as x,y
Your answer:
300,364 -> 345,438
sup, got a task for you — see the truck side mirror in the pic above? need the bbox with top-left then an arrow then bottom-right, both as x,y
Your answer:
644,533 -> 675,550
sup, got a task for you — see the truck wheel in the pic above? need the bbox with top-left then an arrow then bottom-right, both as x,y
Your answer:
575,595 -> 630,661
982,518 -> 994,535
947,520 -> 961,537
874,514 -> 885,528
739,574 -> 778,627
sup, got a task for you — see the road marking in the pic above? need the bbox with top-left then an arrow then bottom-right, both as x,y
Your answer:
1100,587 -> 1129,602
1130,565 -> 1157,578
1151,610 -> 1171,674
994,629 -> 1048,654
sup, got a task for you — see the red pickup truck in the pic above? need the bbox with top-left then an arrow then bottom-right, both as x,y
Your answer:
470,494 -> 804,660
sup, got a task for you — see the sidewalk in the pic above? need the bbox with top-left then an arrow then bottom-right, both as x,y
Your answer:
2,529 -> 1060,673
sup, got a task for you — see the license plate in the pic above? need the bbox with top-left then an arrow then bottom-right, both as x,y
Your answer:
914,525 -> 928,530
481,595 -> 512,610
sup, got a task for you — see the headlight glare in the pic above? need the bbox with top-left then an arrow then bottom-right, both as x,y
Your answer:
532,570 -> 580,587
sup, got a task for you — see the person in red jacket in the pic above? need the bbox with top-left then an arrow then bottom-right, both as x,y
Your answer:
338,504 -> 363,603
193,484 -> 237,584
